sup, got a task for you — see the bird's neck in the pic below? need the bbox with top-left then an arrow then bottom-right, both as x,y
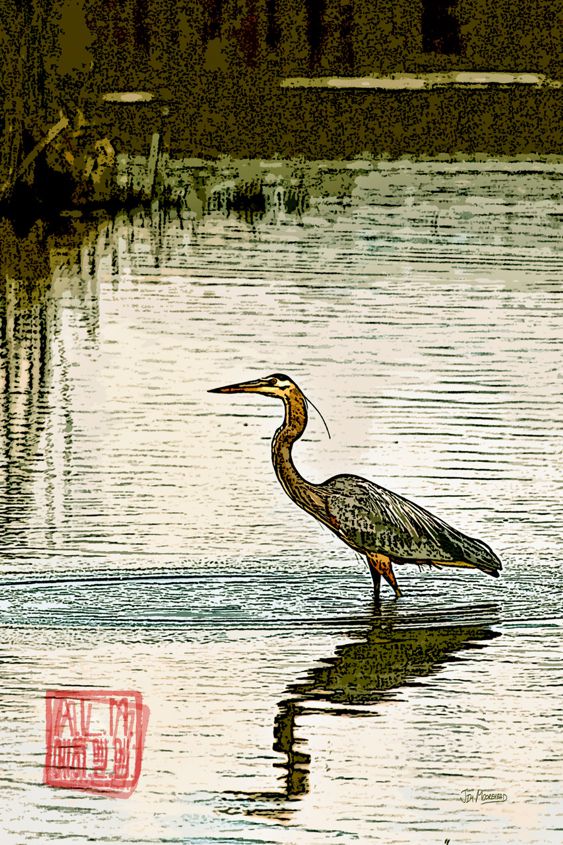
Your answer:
272,390 -> 321,514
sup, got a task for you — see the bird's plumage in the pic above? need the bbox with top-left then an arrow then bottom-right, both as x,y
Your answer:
319,474 -> 501,576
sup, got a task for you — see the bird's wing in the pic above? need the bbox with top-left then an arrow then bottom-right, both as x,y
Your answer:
322,475 -> 501,573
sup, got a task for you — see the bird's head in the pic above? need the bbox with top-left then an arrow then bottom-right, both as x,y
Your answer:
209,373 -> 297,400
209,373 -> 331,438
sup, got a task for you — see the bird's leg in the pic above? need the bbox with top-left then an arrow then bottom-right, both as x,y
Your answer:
367,553 -> 402,599
383,565 -> 402,599
368,563 -> 381,602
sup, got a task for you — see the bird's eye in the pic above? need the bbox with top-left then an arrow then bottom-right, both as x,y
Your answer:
270,372 -> 288,385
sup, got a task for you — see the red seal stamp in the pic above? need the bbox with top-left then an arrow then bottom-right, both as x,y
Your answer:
44,689 -> 149,797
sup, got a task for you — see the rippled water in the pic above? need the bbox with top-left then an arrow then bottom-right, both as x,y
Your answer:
0,161 -> 562,843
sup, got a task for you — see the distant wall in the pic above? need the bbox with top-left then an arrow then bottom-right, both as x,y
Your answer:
6,0 -> 563,161
81,0 -> 563,83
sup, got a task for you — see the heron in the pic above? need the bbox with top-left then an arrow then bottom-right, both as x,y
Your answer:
209,373 -> 502,598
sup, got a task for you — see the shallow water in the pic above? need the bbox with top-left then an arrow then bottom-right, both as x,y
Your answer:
0,161 -> 562,843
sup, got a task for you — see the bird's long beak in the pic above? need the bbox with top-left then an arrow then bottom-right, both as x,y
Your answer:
208,377 -> 271,395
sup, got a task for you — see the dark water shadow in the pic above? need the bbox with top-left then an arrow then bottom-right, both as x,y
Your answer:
222,601 -> 500,819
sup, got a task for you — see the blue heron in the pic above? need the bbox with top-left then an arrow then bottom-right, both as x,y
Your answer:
209,374 -> 502,598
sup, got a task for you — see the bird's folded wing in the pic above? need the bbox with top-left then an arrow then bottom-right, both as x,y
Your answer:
324,476 -> 499,568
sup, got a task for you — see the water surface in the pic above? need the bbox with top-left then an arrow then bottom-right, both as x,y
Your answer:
0,161 -> 562,843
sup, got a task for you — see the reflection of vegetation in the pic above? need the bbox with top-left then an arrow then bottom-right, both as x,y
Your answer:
0,219 -> 58,538
205,174 -> 309,221
230,606 -> 499,815
0,216 -> 103,549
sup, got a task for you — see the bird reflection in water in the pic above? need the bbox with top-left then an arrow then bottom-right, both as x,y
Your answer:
223,604 -> 499,818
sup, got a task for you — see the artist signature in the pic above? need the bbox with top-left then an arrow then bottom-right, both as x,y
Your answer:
460,788 -> 508,804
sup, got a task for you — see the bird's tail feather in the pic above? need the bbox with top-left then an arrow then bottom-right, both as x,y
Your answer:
440,534 -> 503,578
